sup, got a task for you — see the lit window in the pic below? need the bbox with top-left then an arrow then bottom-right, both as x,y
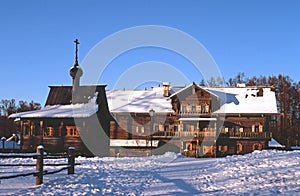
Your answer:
46,127 -> 55,136
205,105 -> 209,113
224,127 -> 229,133
141,126 -> 145,133
66,126 -> 79,137
196,105 -> 202,113
237,143 -> 243,154
136,126 -> 139,133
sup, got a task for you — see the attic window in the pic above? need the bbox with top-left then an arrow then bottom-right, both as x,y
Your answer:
257,88 -> 264,97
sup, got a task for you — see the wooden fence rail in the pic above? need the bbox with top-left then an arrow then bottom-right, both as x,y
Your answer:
0,146 -> 77,185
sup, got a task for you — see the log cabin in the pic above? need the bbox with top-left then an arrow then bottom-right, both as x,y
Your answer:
8,40 -> 280,157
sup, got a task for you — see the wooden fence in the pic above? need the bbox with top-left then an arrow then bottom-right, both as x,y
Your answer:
0,146 -> 77,185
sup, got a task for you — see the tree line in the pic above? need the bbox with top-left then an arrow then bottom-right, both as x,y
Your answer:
0,99 -> 41,116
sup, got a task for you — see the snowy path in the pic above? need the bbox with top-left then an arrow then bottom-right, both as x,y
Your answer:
145,151 -> 300,195
0,150 -> 300,195
142,158 -> 216,195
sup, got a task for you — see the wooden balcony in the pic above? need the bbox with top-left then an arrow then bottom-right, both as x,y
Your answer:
152,131 -> 216,138
179,111 -> 211,116
152,131 -> 272,139
228,132 -> 272,139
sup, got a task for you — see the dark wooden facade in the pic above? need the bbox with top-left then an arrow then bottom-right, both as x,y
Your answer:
10,82 -> 277,157
109,83 -> 277,157
11,85 -> 112,156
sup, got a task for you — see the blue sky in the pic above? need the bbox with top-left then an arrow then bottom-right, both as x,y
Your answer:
1,0 -> 299,105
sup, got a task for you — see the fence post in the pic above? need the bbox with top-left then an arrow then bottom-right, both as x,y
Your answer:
1,137 -> 6,153
68,147 -> 75,175
36,145 -> 44,185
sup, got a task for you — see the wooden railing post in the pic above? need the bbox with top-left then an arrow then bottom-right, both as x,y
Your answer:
68,147 -> 75,175
36,145 -> 44,185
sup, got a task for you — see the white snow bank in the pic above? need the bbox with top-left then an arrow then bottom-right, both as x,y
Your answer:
0,150 -> 299,195
268,138 -> 285,148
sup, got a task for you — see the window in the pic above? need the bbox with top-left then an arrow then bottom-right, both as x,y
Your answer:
46,127 -> 55,136
23,121 -> 33,136
270,121 -> 276,128
141,126 -> 145,133
164,125 -> 169,131
252,125 -> 260,132
224,127 -> 229,133
174,125 -> 178,132
196,105 -> 202,113
66,126 -> 79,137
237,143 -> 243,154
218,145 -> 228,152
136,126 -> 139,133
186,105 -> 191,113
205,105 -> 209,113
182,106 -> 187,113
236,126 -> 243,133
156,124 -> 163,132
183,124 -> 195,131
154,125 -> 159,132
191,106 -> 196,113
253,143 -> 263,150
201,105 -> 206,113
136,126 -> 145,134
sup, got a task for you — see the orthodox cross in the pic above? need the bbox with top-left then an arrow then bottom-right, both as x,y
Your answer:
74,39 -> 80,65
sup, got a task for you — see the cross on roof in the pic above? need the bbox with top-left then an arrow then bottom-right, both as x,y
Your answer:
74,39 -> 80,65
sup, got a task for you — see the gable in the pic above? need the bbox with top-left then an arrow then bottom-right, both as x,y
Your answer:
170,83 -> 220,114
45,86 -> 72,106
170,83 -> 219,100
45,85 -> 107,106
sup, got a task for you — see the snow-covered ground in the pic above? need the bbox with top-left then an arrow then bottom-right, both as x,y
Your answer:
0,150 -> 300,195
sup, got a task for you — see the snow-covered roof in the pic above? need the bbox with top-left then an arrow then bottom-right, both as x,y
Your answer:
206,87 -> 278,114
106,88 -> 174,113
9,84 -> 278,119
9,94 -> 98,119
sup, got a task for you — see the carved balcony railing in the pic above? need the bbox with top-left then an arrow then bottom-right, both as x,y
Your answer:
152,131 -> 216,138
228,132 -> 272,139
152,131 -> 272,139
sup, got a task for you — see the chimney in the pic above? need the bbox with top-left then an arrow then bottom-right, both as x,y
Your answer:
163,82 -> 170,97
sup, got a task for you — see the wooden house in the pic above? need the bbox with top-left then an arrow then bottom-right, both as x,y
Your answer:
107,82 -> 279,157
9,79 -> 279,157
9,40 -> 279,157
